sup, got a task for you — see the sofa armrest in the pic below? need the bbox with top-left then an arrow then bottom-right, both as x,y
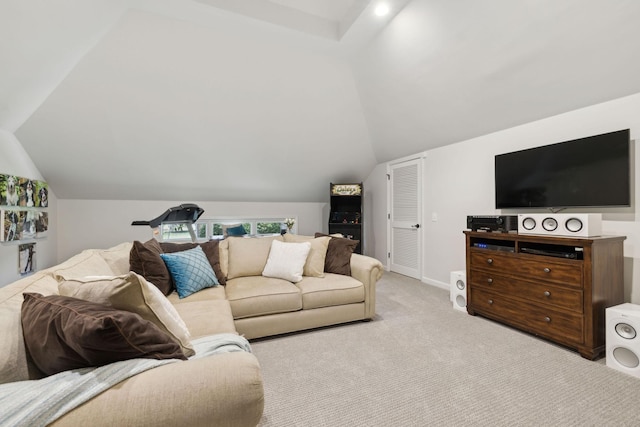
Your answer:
51,352 -> 264,427
350,253 -> 384,319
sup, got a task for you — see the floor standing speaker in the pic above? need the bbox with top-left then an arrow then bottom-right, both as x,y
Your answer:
450,270 -> 467,313
606,303 -> 640,378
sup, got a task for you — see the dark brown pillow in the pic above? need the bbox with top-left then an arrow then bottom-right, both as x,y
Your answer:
160,240 -> 225,285
21,293 -> 186,377
130,239 -> 173,295
315,233 -> 359,276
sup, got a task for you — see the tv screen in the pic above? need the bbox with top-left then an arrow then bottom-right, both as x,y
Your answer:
495,129 -> 630,209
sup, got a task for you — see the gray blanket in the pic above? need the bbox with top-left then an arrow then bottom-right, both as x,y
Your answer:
0,333 -> 251,427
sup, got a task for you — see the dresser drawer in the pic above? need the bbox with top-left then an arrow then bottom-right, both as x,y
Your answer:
469,269 -> 583,313
470,251 -> 582,287
469,287 -> 584,345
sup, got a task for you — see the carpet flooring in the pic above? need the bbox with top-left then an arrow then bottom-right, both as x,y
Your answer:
251,272 -> 640,426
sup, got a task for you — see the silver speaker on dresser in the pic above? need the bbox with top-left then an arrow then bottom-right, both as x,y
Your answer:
606,304 -> 640,378
450,270 -> 467,313
518,213 -> 602,237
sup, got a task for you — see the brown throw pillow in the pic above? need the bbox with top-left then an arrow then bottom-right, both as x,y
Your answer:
161,240 -> 225,285
315,232 -> 359,276
21,293 -> 186,377
130,239 -> 173,295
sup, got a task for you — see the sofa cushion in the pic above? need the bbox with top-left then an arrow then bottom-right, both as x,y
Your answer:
160,246 -> 219,298
222,223 -> 244,237
226,224 -> 247,237
226,276 -> 302,319
0,274 -> 59,384
226,235 -> 283,280
296,273 -> 365,310
171,299 -> 238,339
53,250 -> 115,280
58,272 -> 195,357
167,285 -> 227,304
130,239 -> 173,295
262,240 -> 311,283
282,234 -> 330,278
98,242 -> 134,275
21,293 -> 187,376
219,238 -> 229,280
315,233 -> 359,275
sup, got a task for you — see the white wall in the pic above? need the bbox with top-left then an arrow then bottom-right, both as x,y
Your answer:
56,199 -> 328,262
0,129 -> 57,286
362,162 -> 388,258
365,92 -> 640,303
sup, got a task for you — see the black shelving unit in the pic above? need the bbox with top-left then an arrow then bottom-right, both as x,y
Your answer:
329,183 -> 362,254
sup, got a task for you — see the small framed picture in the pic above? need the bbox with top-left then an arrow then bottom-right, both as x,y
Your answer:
0,174 -> 21,207
19,243 -> 36,275
1,210 -> 23,242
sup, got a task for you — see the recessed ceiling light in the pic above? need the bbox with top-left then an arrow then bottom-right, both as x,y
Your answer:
374,3 -> 390,17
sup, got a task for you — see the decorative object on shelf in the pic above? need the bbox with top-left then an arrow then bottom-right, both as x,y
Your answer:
283,218 -> 295,232
329,183 -> 362,254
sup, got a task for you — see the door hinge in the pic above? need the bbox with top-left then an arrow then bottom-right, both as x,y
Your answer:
388,252 -> 391,259
386,173 -> 390,180
388,213 -> 390,220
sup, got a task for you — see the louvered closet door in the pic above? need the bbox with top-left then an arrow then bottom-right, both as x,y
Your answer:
390,159 -> 422,279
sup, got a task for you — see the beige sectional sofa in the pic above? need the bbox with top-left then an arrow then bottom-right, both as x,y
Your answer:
0,234 -> 383,427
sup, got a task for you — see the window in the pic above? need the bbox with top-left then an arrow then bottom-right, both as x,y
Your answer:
161,223 -> 193,241
257,221 -> 282,234
160,217 -> 294,242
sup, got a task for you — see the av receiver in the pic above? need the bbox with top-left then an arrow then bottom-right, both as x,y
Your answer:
466,215 -> 518,233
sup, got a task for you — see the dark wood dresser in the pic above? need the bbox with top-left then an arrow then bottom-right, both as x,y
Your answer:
464,231 -> 626,359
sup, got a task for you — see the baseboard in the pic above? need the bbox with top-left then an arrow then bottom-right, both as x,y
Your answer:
422,276 -> 449,292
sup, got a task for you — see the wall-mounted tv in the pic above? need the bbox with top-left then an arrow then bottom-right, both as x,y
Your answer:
495,129 -> 631,209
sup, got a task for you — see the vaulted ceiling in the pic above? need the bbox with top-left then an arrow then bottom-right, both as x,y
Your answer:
4,0 -> 640,202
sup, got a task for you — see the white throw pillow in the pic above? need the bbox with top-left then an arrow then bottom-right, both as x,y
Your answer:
282,234 -> 330,277
262,240 -> 311,283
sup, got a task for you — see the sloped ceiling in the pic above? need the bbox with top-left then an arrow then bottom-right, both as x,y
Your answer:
5,0 -> 640,202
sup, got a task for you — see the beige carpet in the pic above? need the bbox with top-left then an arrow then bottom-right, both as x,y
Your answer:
251,272 -> 640,426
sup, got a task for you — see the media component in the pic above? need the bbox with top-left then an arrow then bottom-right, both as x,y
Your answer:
606,304 -> 640,378
450,270 -> 467,313
517,213 -> 602,237
495,129 -> 630,209
466,215 -> 518,233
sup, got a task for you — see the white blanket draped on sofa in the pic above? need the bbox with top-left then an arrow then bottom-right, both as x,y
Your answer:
0,333 -> 252,427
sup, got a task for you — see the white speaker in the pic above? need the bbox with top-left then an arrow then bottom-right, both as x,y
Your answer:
450,270 -> 467,313
606,303 -> 640,378
518,213 -> 602,237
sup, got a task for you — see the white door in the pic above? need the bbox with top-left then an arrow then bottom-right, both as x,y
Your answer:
388,158 -> 422,279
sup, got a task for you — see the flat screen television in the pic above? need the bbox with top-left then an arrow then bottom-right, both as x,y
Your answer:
495,129 -> 630,209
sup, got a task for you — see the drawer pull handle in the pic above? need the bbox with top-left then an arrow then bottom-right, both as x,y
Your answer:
543,267 -> 551,273
487,258 -> 493,265
488,299 -> 494,305
544,316 -> 551,323
543,291 -> 551,297
487,278 -> 493,284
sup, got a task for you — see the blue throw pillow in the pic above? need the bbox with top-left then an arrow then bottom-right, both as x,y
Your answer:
226,225 -> 247,236
160,246 -> 219,298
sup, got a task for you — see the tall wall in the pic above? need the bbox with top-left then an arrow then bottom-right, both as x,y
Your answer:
365,92 -> 640,303
0,129 -> 57,286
